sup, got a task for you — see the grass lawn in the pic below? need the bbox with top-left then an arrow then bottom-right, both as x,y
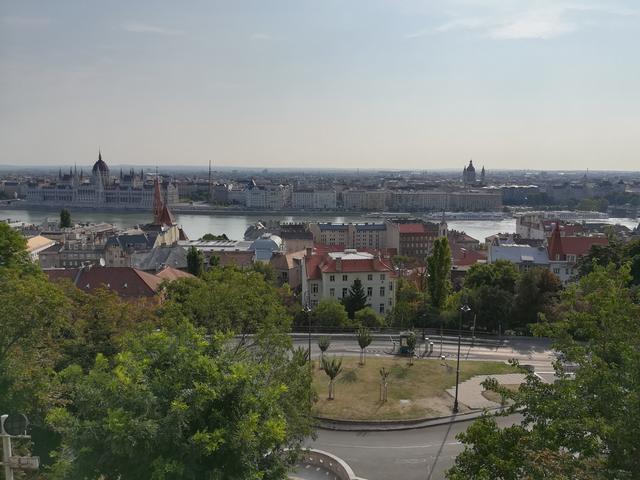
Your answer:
481,384 -> 520,406
312,355 -> 522,420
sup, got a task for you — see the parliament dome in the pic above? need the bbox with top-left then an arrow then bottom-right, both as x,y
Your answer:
92,152 -> 109,174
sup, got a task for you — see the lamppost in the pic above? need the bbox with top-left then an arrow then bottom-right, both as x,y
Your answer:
453,304 -> 471,414
304,293 -> 312,369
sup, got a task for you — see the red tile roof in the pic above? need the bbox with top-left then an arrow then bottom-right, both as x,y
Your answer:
305,251 -> 396,280
46,266 -> 163,298
452,246 -> 487,267
155,266 -> 194,281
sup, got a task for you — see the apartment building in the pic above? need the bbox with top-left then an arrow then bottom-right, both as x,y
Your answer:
302,248 -> 397,314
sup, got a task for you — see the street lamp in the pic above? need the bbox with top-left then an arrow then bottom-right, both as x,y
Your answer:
304,292 -> 312,369
453,304 -> 471,414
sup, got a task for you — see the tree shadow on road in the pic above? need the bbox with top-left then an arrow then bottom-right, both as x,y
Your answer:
426,416 -> 455,480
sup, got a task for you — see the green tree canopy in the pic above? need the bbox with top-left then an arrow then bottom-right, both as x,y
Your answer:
426,237 -> 452,309
448,264 -> 640,479
186,246 -> 204,277
0,222 -> 29,267
311,299 -> 349,329
47,320 -> 313,479
59,208 -> 72,228
162,268 -> 291,336
354,306 -> 385,328
200,233 -> 229,241
464,260 -> 520,293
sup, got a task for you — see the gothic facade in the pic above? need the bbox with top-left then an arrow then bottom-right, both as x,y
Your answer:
25,152 -> 179,208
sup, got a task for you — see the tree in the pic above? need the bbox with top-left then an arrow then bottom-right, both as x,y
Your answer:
162,268 -> 291,336
379,367 -> 390,403
342,278 -> 368,319
447,264 -> 640,479
0,222 -> 29,267
186,246 -> 204,276
310,299 -> 349,329
512,268 -> 562,333
464,260 -> 519,293
47,320 -> 314,479
0,267 -> 69,419
459,261 -> 521,333
200,233 -> 229,241
354,306 -> 385,328
356,326 -> 373,366
405,331 -> 417,366
59,208 -> 72,228
389,278 -> 423,329
426,237 -> 452,309
318,336 -> 331,364
321,356 -> 343,400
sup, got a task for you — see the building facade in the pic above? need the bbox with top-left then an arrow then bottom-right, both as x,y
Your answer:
302,248 -> 397,314
25,153 -> 178,208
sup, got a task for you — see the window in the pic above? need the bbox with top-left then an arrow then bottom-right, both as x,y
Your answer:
380,274 -> 385,281
367,287 -> 372,296
329,288 -> 335,297
389,282 -> 393,291
329,275 -> 335,282
367,274 -> 373,281
311,283 -> 318,294
342,274 -> 348,281
380,286 -> 385,297
342,288 -> 348,297
389,298 -> 392,305
553,268 -> 560,274
379,303 -> 385,314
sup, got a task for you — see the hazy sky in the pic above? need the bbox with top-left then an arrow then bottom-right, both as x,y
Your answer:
1,0 -> 639,170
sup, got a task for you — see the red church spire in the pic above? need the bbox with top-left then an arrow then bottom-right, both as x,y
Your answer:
548,222 -> 564,261
153,176 -> 164,224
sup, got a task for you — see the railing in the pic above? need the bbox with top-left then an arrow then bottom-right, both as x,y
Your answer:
293,449 -> 367,480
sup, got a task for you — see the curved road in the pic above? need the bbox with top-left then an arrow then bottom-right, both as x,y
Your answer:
294,336 -> 552,479
306,414 -> 522,480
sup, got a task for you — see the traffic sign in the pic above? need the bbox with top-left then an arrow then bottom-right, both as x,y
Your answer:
7,456 -> 40,471
1,414 -> 29,436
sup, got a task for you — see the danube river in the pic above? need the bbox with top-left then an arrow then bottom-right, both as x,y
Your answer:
1,208 -> 638,242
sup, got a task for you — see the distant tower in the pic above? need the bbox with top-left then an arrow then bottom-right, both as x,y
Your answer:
152,176 -> 164,224
463,160 -> 476,185
208,159 -> 212,203
91,150 -> 110,189
481,166 -> 485,184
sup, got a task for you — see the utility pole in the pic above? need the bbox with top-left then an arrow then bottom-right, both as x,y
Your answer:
453,304 -> 471,414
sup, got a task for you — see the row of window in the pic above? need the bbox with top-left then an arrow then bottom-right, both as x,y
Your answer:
328,286 -> 387,297
329,273 -> 386,282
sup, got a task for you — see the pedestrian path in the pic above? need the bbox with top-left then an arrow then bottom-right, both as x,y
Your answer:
446,373 -> 527,410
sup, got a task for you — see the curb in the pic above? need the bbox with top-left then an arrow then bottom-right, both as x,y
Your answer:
314,407 -> 504,432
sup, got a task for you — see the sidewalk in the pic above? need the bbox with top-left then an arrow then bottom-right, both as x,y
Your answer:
446,373 -> 527,409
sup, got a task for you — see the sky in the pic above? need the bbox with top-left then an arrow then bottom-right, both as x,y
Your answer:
1,0 -> 639,170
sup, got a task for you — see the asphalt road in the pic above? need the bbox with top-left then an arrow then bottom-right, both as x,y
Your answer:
306,414 -> 522,480
293,335 -> 555,371
294,336 -> 551,479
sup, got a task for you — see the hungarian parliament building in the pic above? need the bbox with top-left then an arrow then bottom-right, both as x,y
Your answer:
25,153 -> 179,209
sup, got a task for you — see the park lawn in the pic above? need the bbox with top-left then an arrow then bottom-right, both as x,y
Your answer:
312,356 -> 522,420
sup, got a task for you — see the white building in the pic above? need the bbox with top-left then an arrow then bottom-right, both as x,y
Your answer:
302,248 -> 397,314
291,190 -> 337,210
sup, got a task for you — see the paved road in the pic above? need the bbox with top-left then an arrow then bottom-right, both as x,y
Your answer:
306,414 -> 522,480
293,335 -> 555,371
294,337 -> 549,479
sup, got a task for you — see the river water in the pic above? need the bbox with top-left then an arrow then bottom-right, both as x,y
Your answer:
1,208 -> 637,242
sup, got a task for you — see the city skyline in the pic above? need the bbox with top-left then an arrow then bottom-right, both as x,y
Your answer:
2,0 -> 640,170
